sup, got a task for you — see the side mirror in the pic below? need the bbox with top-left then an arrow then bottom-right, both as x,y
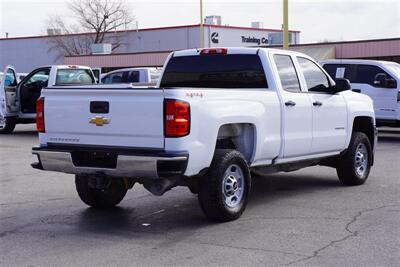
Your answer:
374,73 -> 387,87
373,73 -> 397,88
386,78 -> 397,88
331,78 -> 351,93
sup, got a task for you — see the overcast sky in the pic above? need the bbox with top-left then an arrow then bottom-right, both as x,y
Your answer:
0,0 -> 399,43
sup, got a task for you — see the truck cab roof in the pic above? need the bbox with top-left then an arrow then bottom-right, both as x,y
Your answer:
172,47 -> 309,58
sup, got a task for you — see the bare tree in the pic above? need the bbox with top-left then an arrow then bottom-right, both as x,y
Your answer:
46,0 -> 134,59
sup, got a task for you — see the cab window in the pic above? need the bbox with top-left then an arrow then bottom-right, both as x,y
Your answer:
322,64 -> 356,81
354,65 -> 393,86
102,72 -> 124,83
55,69 -> 94,85
101,71 -> 140,84
274,54 -> 301,92
127,71 -> 139,83
298,57 -> 330,93
25,69 -> 50,88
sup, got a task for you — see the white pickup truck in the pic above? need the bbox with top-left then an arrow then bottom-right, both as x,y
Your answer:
0,65 -> 96,134
31,48 -> 377,221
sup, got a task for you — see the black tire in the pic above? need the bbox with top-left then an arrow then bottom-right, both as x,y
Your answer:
0,117 -> 16,134
336,132 -> 372,186
188,184 -> 199,194
198,149 -> 251,221
75,175 -> 128,208
188,178 -> 200,194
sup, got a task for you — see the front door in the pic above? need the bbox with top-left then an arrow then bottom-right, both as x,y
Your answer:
273,54 -> 313,158
352,64 -> 398,121
297,57 -> 348,154
0,66 -> 19,118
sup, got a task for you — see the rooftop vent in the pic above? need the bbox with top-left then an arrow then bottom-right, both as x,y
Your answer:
47,28 -> 61,35
251,22 -> 264,29
204,15 -> 222,25
91,43 -> 112,55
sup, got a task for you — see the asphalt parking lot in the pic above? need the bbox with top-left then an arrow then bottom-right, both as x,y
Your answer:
1,125 -> 399,267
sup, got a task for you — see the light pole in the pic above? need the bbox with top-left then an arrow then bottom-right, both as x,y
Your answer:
283,0 -> 289,50
200,0 -> 204,48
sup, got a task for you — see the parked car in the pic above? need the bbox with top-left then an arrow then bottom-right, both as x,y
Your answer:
0,65 -> 96,134
101,67 -> 161,85
320,59 -> 400,127
31,48 -> 376,221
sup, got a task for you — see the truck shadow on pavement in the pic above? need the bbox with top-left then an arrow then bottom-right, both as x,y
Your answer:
3,130 -> 38,137
75,173 -> 343,237
378,135 -> 400,143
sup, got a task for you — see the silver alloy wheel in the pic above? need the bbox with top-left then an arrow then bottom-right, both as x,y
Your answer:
355,143 -> 368,177
222,164 -> 244,208
0,115 -> 5,129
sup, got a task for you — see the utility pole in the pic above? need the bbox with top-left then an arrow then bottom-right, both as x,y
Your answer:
283,0 -> 289,50
200,0 -> 204,48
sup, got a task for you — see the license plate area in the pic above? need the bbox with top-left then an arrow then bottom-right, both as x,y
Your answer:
71,151 -> 117,168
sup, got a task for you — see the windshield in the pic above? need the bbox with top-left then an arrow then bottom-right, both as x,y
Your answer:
55,69 -> 95,85
160,54 -> 268,88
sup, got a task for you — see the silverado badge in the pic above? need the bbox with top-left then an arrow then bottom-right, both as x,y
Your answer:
89,116 -> 110,126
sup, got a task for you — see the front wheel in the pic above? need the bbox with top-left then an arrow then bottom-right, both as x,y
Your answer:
336,132 -> 372,185
0,116 -> 16,134
198,149 -> 251,221
75,175 -> 128,208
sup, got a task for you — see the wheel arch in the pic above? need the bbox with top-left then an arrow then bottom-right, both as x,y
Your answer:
351,116 -> 375,149
214,123 -> 257,164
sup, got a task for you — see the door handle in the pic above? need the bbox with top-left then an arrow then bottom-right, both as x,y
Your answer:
352,89 -> 361,93
285,100 -> 296,107
313,101 -> 323,107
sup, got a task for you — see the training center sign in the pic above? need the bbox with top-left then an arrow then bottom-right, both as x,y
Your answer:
208,27 -> 270,47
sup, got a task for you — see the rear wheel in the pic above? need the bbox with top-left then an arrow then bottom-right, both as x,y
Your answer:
198,149 -> 251,221
336,132 -> 372,185
0,116 -> 16,134
75,175 -> 128,208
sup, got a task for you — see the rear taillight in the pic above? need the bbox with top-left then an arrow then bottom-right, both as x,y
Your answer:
397,91 -> 400,102
200,48 -> 227,55
164,99 -> 190,137
36,97 -> 45,133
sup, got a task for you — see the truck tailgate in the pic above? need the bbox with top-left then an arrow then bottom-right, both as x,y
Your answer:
40,88 -> 165,148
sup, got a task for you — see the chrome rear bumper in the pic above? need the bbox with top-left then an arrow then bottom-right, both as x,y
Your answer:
32,146 -> 188,179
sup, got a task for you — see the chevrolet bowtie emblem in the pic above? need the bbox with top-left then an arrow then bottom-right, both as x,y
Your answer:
89,116 -> 110,126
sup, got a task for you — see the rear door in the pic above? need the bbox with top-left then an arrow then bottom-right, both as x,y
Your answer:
41,88 -> 165,148
0,66 -> 19,117
273,54 -> 313,158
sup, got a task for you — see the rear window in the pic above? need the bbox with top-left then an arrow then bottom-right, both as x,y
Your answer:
160,54 -> 268,88
55,69 -> 95,85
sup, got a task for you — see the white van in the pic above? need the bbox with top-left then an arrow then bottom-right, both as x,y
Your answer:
320,59 -> 400,127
